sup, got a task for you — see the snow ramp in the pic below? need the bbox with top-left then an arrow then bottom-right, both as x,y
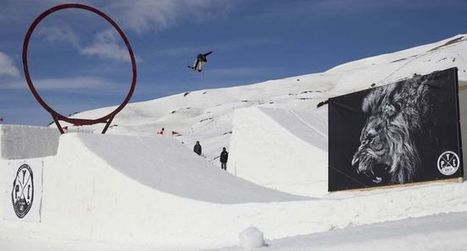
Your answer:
0,127 -> 311,250
3,126 -> 467,250
228,107 -> 328,197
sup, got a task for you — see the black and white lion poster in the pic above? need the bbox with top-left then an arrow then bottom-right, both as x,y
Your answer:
328,67 -> 463,191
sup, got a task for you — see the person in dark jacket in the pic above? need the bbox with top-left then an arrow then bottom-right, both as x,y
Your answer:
220,147 -> 228,170
194,141 -> 202,156
188,51 -> 212,72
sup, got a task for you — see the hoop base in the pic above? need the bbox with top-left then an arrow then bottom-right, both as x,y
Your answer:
52,115 -> 115,134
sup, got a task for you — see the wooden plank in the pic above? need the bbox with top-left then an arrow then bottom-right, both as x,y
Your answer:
458,80 -> 467,90
345,177 -> 463,193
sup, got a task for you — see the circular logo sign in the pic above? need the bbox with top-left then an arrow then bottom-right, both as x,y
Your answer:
11,164 -> 34,218
437,151 -> 460,176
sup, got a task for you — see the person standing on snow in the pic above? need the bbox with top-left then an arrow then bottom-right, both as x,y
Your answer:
194,141 -> 202,156
220,147 -> 228,170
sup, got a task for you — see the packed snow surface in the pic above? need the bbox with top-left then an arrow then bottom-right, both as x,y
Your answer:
78,133 -> 306,204
212,211 -> 467,251
3,211 -> 467,251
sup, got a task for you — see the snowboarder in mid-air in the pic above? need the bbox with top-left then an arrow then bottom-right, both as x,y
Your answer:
188,51 -> 212,72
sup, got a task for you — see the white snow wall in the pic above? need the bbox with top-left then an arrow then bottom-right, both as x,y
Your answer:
0,125 -> 60,160
228,107 -> 328,197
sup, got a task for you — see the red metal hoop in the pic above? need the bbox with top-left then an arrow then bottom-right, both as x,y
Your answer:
22,3 -> 137,134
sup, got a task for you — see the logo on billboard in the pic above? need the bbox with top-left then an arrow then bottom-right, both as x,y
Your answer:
437,151 -> 460,176
11,164 -> 34,218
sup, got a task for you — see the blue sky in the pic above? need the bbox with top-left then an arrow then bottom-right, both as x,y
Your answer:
1,0 -> 467,126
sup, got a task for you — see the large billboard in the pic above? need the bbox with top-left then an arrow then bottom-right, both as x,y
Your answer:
328,68 -> 463,191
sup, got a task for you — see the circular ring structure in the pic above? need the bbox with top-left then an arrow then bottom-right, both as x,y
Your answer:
22,3 -> 137,127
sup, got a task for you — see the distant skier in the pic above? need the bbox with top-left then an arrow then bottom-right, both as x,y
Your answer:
157,127 -> 165,135
220,147 -> 228,170
188,51 -> 212,72
194,141 -> 202,156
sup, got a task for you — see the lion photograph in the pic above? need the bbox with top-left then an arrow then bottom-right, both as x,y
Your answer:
328,68 -> 463,191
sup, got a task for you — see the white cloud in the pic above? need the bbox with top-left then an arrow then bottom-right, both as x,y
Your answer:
0,52 -> 19,78
253,0 -> 462,19
157,46 -> 200,57
0,76 -> 120,92
37,26 -> 80,47
1,0 -> 234,34
37,26 -> 133,63
104,0 -> 233,33
2,0 -> 234,66
157,38 -> 276,57
80,29 -> 132,62
206,66 -> 283,80
35,76 -> 118,90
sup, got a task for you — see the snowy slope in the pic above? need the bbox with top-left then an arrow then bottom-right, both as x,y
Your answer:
65,34 -> 467,165
78,133 -> 307,204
